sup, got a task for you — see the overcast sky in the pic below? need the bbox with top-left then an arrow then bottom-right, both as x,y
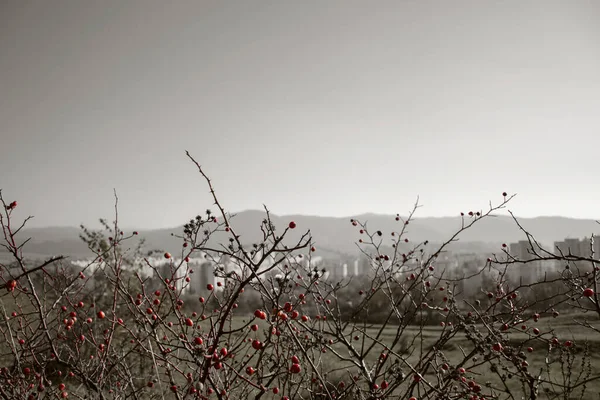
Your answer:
1,0 -> 599,229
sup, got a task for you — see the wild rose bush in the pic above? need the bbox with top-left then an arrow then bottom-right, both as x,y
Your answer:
0,153 -> 599,400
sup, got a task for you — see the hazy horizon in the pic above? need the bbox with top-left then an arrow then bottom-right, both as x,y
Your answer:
2,1 -> 599,229
17,208 -> 600,231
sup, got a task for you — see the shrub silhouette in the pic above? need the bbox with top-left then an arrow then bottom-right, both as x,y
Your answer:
0,152 -> 599,399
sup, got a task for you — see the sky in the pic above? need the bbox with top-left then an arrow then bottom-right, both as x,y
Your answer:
1,0 -> 599,229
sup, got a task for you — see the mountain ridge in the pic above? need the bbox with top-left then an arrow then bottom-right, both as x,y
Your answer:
3,212 -> 599,261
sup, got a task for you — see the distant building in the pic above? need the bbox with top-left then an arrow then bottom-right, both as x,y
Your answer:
579,236 -> 600,258
322,263 -> 344,282
507,240 -> 541,284
71,254 -> 216,295
509,241 -> 534,261
431,255 -> 459,272
186,258 -> 213,295
554,238 -> 583,256
552,235 -> 600,272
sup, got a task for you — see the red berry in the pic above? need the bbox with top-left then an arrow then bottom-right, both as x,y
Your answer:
288,221 -> 296,229
164,252 -> 171,259
6,280 -> 17,291
289,363 -> 301,374
207,284 -> 214,290
583,288 -> 594,297
97,311 -> 105,319
194,337 -> 203,345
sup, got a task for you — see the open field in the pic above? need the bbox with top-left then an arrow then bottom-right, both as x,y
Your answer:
212,312 -> 600,399
3,287 -> 600,400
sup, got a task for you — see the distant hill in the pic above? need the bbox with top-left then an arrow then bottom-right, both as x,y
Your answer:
2,212 -> 598,261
